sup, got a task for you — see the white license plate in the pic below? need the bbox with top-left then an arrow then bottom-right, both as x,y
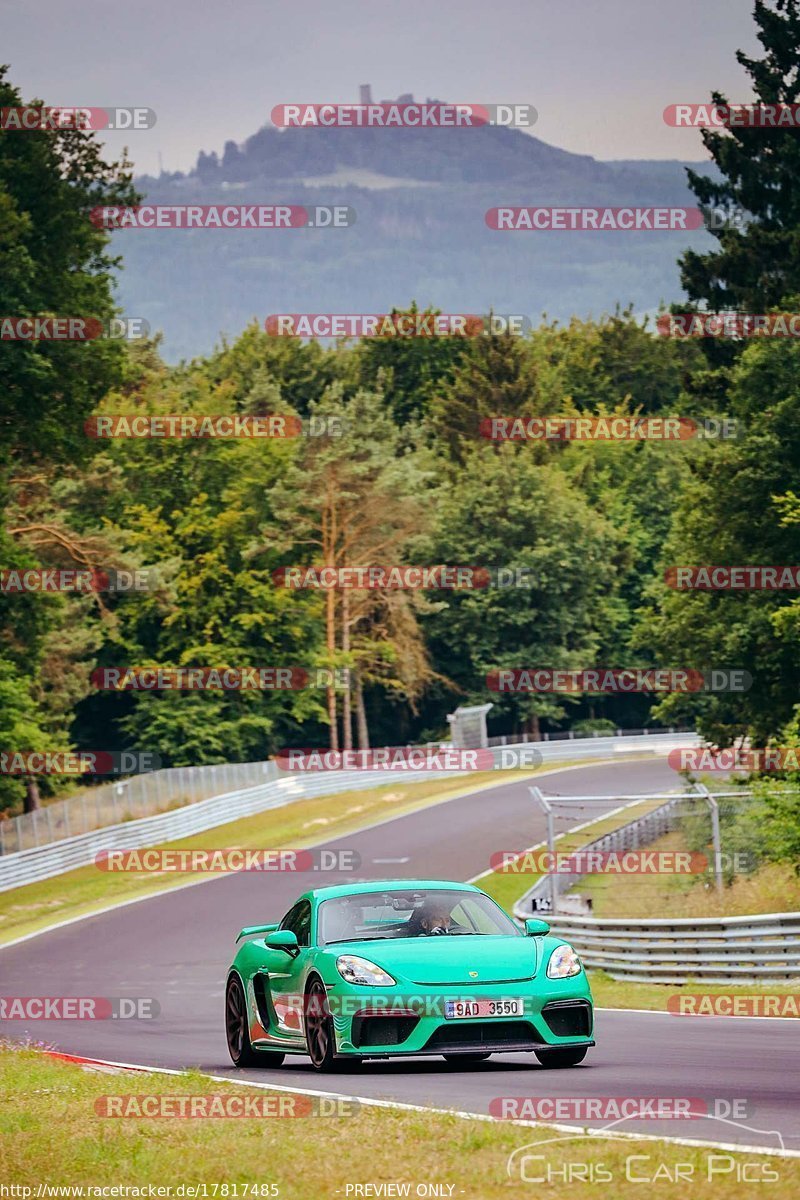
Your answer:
444,998 -> 524,1020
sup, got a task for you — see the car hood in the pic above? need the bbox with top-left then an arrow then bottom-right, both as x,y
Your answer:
327,935 -> 540,985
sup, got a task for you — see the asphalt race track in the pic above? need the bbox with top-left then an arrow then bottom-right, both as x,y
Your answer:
2,758 -> 798,1152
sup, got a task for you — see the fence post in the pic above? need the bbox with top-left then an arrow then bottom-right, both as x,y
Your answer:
693,783 -> 723,893
531,786 -> 557,915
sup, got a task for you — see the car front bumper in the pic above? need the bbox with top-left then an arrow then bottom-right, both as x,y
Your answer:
323,976 -> 594,1058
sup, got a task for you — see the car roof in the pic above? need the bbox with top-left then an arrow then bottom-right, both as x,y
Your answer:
299,879 -> 482,903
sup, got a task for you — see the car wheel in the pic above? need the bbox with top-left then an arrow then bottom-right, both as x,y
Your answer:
443,1053 -> 492,1063
225,974 -> 285,1068
534,1046 -> 588,1068
305,978 -> 345,1072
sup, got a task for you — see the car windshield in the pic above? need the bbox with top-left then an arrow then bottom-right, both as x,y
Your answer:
318,888 -> 519,945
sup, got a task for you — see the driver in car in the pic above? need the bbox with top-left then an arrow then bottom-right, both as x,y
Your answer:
408,901 -> 464,936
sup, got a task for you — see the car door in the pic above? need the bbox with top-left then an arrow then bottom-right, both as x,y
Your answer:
263,899 -> 312,1042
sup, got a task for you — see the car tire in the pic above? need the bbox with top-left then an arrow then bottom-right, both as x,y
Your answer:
225,974 -> 285,1068
305,978 -> 347,1072
443,1053 -> 492,1063
534,1046 -> 588,1068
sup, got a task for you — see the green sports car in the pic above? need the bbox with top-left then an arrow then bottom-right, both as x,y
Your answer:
225,879 -> 594,1072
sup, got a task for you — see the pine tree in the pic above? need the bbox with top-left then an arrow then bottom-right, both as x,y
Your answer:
680,0 -> 800,311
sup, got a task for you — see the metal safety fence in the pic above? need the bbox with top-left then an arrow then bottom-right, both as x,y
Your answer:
512,787 -> 800,984
0,731 -> 697,891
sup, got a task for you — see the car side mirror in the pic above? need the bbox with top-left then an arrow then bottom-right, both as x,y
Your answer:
525,917 -> 550,936
265,930 -> 300,955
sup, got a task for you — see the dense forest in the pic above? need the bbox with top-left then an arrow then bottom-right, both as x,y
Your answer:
2,0 -> 800,818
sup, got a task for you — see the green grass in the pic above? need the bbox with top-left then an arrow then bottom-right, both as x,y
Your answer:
572,832 -> 800,919
587,971 -> 800,1014
1,1047 -> 795,1198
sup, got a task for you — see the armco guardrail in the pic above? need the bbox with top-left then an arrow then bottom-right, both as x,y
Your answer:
0,731 -> 697,892
535,912 -> 800,985
0,724 -> 695,856
511,791 -> 800,985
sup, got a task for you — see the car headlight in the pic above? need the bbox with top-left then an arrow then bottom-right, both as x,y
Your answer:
336,955 -> 396,986
546,944 -> 582,979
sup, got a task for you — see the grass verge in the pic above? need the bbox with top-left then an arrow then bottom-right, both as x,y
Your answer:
572,832 -> 800,919
0,1048 -> 795,1198
587,971 -> 800,1014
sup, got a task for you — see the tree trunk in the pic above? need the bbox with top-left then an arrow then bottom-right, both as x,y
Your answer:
24,776 -> 41,813
341,589 -> 352,751
326,585 -> 339,751
529,712 -> 541,741
355,671 -> 370,750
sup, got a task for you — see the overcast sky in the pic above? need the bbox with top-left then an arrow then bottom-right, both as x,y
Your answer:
4,0 -> 760,176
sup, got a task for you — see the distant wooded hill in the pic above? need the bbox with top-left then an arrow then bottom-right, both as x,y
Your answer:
116,118 -> 716,360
